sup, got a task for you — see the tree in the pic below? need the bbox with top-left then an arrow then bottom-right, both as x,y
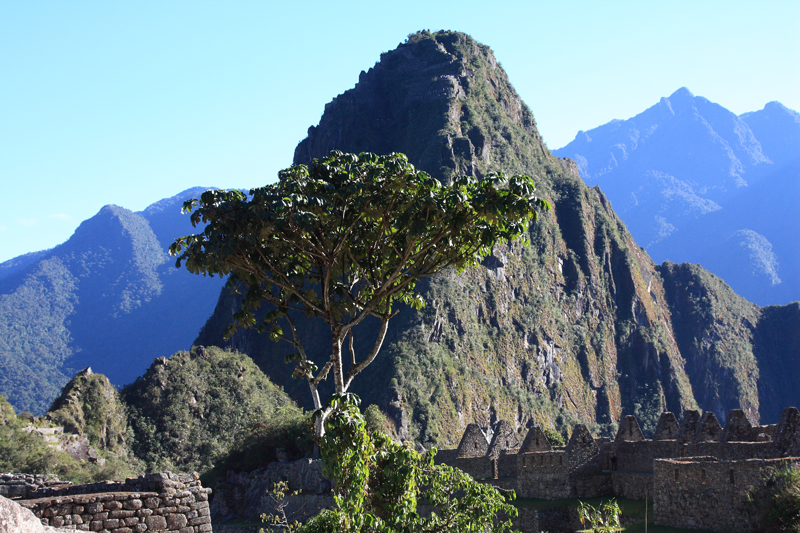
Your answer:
299,393 -> 519,533
170,150 -> 549,435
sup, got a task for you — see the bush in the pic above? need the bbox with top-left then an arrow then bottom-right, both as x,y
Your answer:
296,393 -> 519,533
746,464 -> 800,532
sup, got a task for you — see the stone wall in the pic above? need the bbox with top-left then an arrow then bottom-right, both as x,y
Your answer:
209,460 -> 330,522
610,472 -> 653,500
653,457 -> 798,531
17,472 -> 211,533
0,473 -> 71,500
516,452 -> 569,499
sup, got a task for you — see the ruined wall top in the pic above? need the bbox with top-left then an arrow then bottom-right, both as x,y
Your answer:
653,412 -> 680,440
677,410 -> 700,444
615,415 -> 645,442
696,412 -> 723,442
488,420 -> 520,457
721,409 -> 754,442
456,423 -> 490,458
519,426 -> 552,453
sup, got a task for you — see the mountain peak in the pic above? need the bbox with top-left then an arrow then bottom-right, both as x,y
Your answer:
294,30 -> 547,184
669,87 -> 695,100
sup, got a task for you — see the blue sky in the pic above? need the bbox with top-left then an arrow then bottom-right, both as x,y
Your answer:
2,1 -> 798,263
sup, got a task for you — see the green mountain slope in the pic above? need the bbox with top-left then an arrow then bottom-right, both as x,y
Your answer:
197,31 -> 800,447
0,191 -> 226,414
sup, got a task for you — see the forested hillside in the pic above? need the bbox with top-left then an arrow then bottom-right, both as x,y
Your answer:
0,189 -> 225,414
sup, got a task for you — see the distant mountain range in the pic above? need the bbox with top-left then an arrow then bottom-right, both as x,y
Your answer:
0,188 -> 225,414
554,89 -> 800,305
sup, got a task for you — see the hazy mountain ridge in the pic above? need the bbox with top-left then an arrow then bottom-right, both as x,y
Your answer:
555,89 -> 800,305
0,189 -> 225,414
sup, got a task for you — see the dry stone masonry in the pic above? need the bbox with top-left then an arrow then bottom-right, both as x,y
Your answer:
436,407 -> 800,531
15,472 -> 211,533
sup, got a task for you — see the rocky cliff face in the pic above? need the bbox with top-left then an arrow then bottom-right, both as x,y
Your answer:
197,31 -> 799,446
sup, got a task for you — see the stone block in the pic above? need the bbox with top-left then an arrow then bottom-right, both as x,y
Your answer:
90,520 -> 104,531
197,524 -> 212,533
88,502 -> 104,513
197,507 -> 209,517
116,528 -> 133,533
144,497 -> 160,509
111,509 -> 135,518
105,500 -> 123,510
134,524 -> 148,533
104,518 -> 120,529
146,515 -> 168,531
124,516 -> 140,526
137,508 -> 153,517
124,499 -> 143,510
74,505 -> 85,514
51,516 -> 65,528
167,513 -> 188,529
519,425 -> 552,452
189,516 -> 211,526
72,514 -> 84,524
615,415 -> 645,442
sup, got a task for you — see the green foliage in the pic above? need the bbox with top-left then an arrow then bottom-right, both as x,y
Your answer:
46,368 -> 129,452
203,412 -> 313,487
261,481 -> 303,533
0,395 -> 137,483
543,428 -> 566,447
745,464 -> 800,532
172,150 -> 548,433
123,345 -> 303,474
303,393 -> 518,533
578,498 -> 622,532
363,404 -> 392,436
0,257 -> 77,414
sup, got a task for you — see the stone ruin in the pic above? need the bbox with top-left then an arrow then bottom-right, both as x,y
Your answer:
3,471 -> 212,533
435,407 -> 800,532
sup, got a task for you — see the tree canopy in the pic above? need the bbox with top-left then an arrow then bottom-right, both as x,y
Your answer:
170,150 -> 549,433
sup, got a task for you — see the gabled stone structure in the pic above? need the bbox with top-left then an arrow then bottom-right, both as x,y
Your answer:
721,409 -> 754,442
677,409 -> 700,443
775,406 -> 800,446
488,420 -> 520,457
456,423 -> 489,458
653,412 -> 680,441
519,425 -> 552,452
615,415 -> 645,442
695,411 -> 723,442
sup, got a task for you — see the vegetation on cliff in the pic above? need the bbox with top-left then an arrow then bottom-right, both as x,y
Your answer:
0,394 -> 136,483
199,30 -> 702,447
46,367 -> 129,452
122,345 -> 305,474
172,150 -> 548,438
